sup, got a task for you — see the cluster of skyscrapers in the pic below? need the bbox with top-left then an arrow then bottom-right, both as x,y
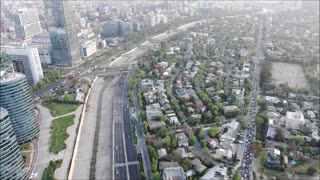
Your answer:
0,53 -> 39,179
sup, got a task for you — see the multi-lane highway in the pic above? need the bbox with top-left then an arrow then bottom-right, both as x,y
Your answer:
113,71 -> 140,180
241,15 -> 264,180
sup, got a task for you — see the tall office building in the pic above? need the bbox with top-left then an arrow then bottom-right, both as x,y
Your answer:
1,45 -> 44,85
44,0 -> 81,66
14,9 -> 42,39
0,107 -> 28,180
0,53 -> 39,144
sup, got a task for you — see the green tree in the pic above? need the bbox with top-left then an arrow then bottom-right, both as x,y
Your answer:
189,135 -> 196,146
153,171 -> 160,180
64,94 -> 74,101
151,157 -> 158,172
259,151 -> 268,166
160,115 -> 169,122
165,135 -> 171,147
158,127 -> 168,138
207,126 -> 219,138
147,145 -> 157,159
181,159 -> 192,171
200,139 -> 207,148
307,166 -> 317,175
143,121 -> 148,133
275,128 -> 285,142
233,170 -> 241,180
171,138 -> 177,149
198,131 -> 205,140
293,135 -> 305,146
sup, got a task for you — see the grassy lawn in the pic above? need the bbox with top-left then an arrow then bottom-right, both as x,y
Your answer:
43,101 -> 79,117
41,160 -> 62,180
49,115 -> 75,154
289,159 -> 320,175
20,143 -> 30,150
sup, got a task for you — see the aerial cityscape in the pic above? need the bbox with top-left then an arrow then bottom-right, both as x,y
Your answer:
0,1 -> 319,180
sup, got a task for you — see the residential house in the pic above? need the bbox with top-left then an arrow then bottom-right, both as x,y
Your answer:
157,148 -> 168,158
162,167 -> 186,180
169,116 -> 180,125
192,159 -> 207,173
267,148 -> 281,166
159,162 -> 179,171
207,138 -> 219,150
288,150 -> 305,160
176,132 -> 189,147
140,79 -> 154,92
200,163 -> 228,180
176,88 -> 189,99
232,89 -> 244,107
212,148 -> 233,160
146,103 -> 165,130
266,96 -> 281,104
220,120 -> 239,142
285,111 -> 305,130
155,61 -> 168,73
177,147 -> 194,158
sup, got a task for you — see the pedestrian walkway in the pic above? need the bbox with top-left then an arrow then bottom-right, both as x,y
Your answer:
31,104 -> 83,180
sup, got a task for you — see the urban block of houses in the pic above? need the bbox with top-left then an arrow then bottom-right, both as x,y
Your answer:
200,163 -> 228,180
141,79 -> 154,92
146,103 -> 166,130
162,167 -> 186,180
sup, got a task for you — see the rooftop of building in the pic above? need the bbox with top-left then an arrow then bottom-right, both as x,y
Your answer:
286,111 -> 305,121
0,71 -> 25,84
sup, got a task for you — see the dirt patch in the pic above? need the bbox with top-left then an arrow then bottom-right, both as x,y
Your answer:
271,62 -> 309,89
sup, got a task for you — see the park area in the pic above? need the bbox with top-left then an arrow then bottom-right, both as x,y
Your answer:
43,101 -> 79,117
49,115 -> 75,154
41,160 -> 62,180
288,159 -> 320,175
271,62 -> 309,89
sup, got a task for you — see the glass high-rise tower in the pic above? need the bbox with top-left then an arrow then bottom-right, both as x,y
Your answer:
0,107 -> 28,180
44,0 -> 81,66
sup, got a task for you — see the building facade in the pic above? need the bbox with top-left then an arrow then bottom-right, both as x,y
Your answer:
0,107 -> 28,180
44,0 -> 81,66
1,45 -> 44,84
14,9 -> 42,39
81,39 -> 97,58
0,72 -> 39,144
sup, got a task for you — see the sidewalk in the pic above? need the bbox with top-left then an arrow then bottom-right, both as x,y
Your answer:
31,104 -> 83,179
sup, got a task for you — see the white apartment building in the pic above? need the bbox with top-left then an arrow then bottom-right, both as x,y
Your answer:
81,40 -> 97,58
285,111 -> 305,130
1,45 -> 44,84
